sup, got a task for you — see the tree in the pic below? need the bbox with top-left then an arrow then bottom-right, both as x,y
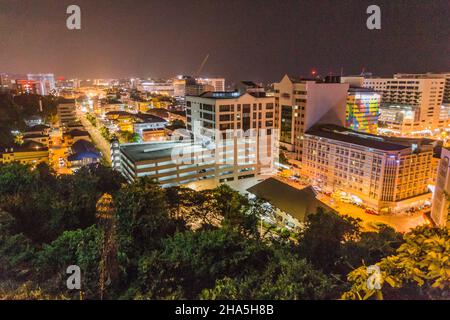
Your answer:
342,226 -> 450,300
35,225 -> 102,299
114,178 -> 186,290
134,229 -> 274,299
297,210 -> 361,274
201,249 -> 337,300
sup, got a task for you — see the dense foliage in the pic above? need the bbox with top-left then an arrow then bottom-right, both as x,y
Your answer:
0,163 -> 447,300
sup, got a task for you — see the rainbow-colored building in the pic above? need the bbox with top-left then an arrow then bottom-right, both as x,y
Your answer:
346,87 -> 380,134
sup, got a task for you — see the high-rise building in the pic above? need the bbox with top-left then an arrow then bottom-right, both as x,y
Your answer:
431,147 -> 450,227
274,74 -> 349,162
395,72 -> 450,104
27,73 -> 55,95
345,87 -> 380,134
303,124 -> 435,214
361,76 -> 445,133
196,77 -> 225,92
186,91 -> 275,139
0,73 -> 13,92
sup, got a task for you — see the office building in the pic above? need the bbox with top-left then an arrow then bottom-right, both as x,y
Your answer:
346,87 -> 380,134
361,76 -> 445,133
431,147 -> 450,227
186,91 -> 275,140
274,74 -> 349,162
303,124 -> 434,214
111,135 -> 275,188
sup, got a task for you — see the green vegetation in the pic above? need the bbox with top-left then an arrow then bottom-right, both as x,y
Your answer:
86,113 -> 97,127
118,131 -> 140,143
99,126 -> 112,142
0,93 -> 60,146
0,163 -> 447,300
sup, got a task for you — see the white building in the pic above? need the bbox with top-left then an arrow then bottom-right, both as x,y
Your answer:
27,73 -> 55,95
274,74 -> 349,162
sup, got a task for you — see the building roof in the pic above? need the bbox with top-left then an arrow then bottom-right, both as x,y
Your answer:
134,112 -> 167,123
68,140 -> 100,161
120,140 -> 203,163
23,133 -> 48,139
66,129 -> 90,137
305,124 -> 434,151
24,124 -> 50,132
1,141 -> 48,154
247,178 -> 333,222
106,111 -> 131,117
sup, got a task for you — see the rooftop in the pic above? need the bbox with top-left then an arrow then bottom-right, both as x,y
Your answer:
120,140 -> 204,163
305,124 -> 434,151
247,178 -> 333,222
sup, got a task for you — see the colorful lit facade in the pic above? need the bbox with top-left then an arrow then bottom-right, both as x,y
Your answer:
345,87 -> 380,134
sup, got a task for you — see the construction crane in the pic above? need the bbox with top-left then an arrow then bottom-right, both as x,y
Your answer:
194,53 -> 210,77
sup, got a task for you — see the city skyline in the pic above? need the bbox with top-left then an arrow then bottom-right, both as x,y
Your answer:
0,0 -> 449,82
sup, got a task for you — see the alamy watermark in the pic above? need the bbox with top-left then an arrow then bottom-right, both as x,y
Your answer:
366,265 -> 382,290
66,265 -> 81,290
366,5 -> 381,30
66,5 -> 81,30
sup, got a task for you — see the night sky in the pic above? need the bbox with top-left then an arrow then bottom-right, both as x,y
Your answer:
0,0 -> 448,82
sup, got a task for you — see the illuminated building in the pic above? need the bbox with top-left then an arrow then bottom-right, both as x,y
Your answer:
137,79 -> 174,95
27,73 -> 55,95
186,91 -> 275,138
23,133 -> 50,148
361,76 -> 445,133
15,79 -> 40,94
274,74 -> 349,163
303,124 -> 435,214
345,87 -> 380,134
0,141 -> 49,166
141,128 -> 167,142
57,99 -> 77,126
111,136 -> 275,188
195,78 -> 225,92
395,72 -> 450,104
431,147 -> 450,227
67,140 -> 101,170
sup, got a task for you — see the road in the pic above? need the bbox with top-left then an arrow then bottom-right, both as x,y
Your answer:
76,111 -> 112,165
274,175 -> 428,233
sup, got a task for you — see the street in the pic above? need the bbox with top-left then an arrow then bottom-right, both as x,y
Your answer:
274,175 -> 428,233
76,111 -> 112,165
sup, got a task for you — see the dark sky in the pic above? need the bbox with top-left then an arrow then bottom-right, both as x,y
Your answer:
0,0 -> 449,82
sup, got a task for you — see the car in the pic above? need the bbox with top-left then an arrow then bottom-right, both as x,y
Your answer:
365,208 -> 379,216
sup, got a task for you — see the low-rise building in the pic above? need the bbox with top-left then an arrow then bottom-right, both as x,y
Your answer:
23,133 -> 50,147
112,136 -> 276,188
0,141 -> 49,166
67,140 -> 101,170
247,177 -> 334,229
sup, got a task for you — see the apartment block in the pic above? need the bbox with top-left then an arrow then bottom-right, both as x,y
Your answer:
303,124 -> 434,214
362,76 -> 445,133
